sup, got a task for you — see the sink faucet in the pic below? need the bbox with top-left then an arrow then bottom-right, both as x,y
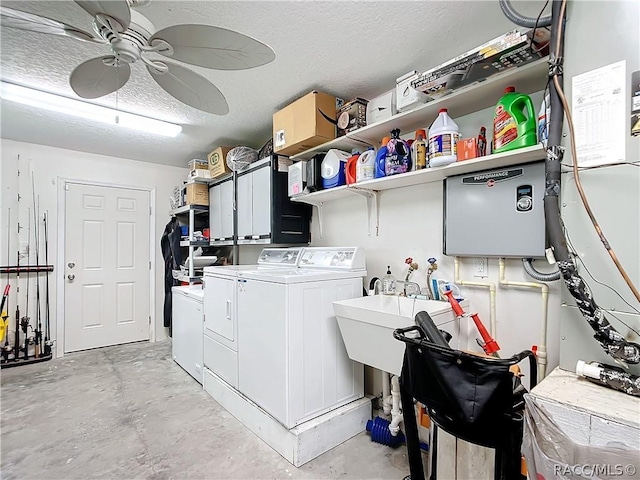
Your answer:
369,277 -> 382,295
402,281 -> 422,297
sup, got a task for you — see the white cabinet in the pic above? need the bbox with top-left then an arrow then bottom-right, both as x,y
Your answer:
172,286 -> 204,384
208,177 -> 234,242
237,162 -> 272,239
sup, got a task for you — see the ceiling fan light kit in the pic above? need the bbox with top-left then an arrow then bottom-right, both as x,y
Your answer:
1,0 -> 276,116
0,81 -> 182,138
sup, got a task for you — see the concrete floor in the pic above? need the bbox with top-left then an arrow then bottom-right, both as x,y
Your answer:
1,341 -> 411,480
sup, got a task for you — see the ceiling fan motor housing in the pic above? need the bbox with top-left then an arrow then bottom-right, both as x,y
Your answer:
95,10 -> 156,63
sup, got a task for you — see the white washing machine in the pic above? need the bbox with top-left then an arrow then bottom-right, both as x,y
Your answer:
202,248 -> 302,388
172,285 -> 204,384
236,247 -> 366,429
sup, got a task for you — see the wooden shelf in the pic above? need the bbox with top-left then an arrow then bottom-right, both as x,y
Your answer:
348,58 -> 548,145
289,136 -> 370,161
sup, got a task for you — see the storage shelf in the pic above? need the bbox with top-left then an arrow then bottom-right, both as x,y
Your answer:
289,136 -> 370,161
175,274 -> 202,283
170,205 -> 209,216
357,144 -> 545,190
180,240 -> 211,247
209,239 -> 234,246
348,58 -> 549,145
292,144 -> 544,201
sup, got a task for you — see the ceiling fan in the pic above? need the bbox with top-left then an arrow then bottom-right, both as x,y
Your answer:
0,0 -> 276,115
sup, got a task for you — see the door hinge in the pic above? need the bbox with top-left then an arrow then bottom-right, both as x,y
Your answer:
149,316 -> 151,325
149,261 -> 151,270
149,206 -> 152,215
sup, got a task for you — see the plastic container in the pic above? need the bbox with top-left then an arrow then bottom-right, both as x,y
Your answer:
345,149 -> 361,185
493,86 -> 537,153
321,149 -> 350,189
412,129 -> 428,170
356,148 -> 376,183
382,266 -> 396,295
375,136 -> 391,178
385,129 -> 412,176
428,109 -> 460,168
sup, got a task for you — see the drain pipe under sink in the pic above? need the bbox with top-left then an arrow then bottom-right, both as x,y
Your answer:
382,371 -> 392,416
454,257 -> 497,337
498,258 -> 548,379
389,375 -> 403,436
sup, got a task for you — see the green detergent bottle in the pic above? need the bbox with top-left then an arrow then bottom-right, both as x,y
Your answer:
493,86 -> 537,154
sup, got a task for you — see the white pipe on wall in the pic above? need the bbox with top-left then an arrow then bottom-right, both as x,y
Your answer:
389,375 -> 403,436
382,370 -> 392,416
454,257 -> 498,337
498,258 -> 549,379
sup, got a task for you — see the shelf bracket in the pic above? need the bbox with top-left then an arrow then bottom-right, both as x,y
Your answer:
311,202 -> 325,238
349,188 -> 379,236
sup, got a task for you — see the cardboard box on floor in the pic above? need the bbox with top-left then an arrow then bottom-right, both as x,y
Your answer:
208,146 -> 233,178
273,91 -> 339,156
185,182 -> 209,206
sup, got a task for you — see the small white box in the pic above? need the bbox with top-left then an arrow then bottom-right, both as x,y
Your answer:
366,89 -> 397,125
288,161 -> 306,197
189,168 -> 212,180
396,71 -> 429,112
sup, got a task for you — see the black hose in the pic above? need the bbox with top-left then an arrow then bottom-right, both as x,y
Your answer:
499,0 -> 552,28
542,0 -> 640,365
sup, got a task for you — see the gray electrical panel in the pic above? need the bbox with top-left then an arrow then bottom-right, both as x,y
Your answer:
443,161 -> 545,258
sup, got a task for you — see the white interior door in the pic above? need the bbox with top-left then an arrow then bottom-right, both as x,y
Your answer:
64,182 -> 151,353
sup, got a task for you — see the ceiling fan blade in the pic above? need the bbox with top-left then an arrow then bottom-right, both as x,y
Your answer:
149,24 -> 275,70
0,6 -> 104,43
147,62 -> 229,115
70,56 -> 131,99
74,0 -> 130,32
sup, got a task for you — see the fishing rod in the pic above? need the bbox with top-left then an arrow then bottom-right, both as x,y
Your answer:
1,209 -> 12,363
32,175 -> 42,357
43,211 -> 52,357
21,207 -> 31,360
14,247 -> 20,361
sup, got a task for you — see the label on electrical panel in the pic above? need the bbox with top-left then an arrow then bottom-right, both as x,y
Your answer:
462,168 -> 523,184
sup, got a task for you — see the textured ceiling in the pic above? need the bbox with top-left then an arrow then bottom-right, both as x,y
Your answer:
0,0 -> 547,167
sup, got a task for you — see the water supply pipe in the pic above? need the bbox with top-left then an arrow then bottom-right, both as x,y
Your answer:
499,258 -> 549,379
382,370 -> 392,416
389,375 -> 403,436
454,257 -> 497,337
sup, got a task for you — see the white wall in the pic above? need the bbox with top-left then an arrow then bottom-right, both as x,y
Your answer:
0,139 -> 187,354
309,102 -> 563,393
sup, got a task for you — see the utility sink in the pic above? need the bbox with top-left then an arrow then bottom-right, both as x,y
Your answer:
333,295 -> 469,376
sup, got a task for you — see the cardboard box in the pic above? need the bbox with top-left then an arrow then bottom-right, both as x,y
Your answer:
189,168 -> 211,181
185,182 -> 209,206
366,89 -> 397,125
337,98 -> 368,136
208,146 -> 233,178
273,91 -> 339,156
457,138 -> 479,161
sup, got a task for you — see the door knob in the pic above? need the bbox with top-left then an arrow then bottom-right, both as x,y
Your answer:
67,274 -> 75,281
68,262 -> 75,269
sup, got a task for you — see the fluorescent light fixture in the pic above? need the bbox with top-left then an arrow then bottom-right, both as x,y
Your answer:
0,81 -> 182,138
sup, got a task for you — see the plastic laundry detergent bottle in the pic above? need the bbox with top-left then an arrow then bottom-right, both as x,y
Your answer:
493,86 -> 537,154
345,149 -> 361,185
356,147 -> 376,183
428,109 -> 460,168
321,149 -> 350,189
375,136 -> 391,178
385,129 -> 412,176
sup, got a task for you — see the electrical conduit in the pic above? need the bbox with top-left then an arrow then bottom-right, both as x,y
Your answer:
454,257 -> 497,337
499,258 -> 549,379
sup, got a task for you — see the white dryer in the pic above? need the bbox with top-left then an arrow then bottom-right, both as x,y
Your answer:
236,247 -> 366,428
202,247 -> 302,388
172,285 -> 204,384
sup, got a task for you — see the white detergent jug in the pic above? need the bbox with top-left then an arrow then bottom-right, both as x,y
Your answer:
356,148 -> 376,183
428,108 -> 460,168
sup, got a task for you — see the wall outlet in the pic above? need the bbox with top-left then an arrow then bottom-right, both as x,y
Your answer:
473,257 -> 488,277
